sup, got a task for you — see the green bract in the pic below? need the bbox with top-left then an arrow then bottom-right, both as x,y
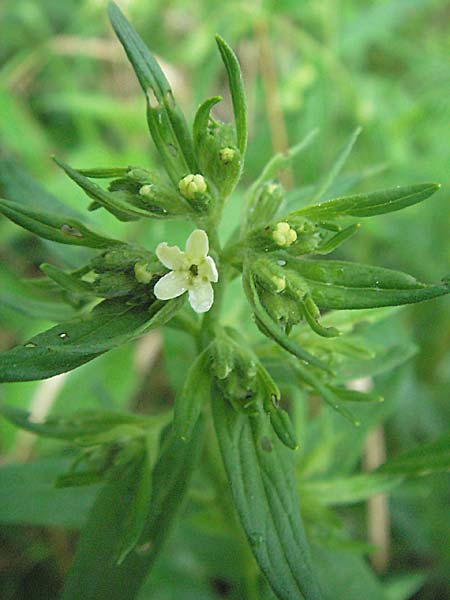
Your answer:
0,3 -> 449,600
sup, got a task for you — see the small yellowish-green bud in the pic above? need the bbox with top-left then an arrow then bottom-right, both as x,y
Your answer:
271,275 -> 286,293
219,147 -> 236,164
134,262 -> 153,284
272,222 -> 297,247
139,184 -> 155,197
178,174 -> 207,199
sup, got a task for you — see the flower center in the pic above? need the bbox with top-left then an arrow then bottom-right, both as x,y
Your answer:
189,264 -> 199,277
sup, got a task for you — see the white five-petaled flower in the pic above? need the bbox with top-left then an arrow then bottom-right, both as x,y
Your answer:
154,229 -> 218,313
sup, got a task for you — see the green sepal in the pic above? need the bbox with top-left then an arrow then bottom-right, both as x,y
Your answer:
289,182 -> 440,221
215,35 -> 247,156
301,293 -> 341,338
108,2 -> 196,183
244,268 -> 332,373
0,198 -> 122,247
193,95 -> 243,197
315,223 -> 360,255
269,407 -> 298,450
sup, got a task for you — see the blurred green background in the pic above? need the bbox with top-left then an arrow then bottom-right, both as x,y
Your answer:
0,0 -> 449,599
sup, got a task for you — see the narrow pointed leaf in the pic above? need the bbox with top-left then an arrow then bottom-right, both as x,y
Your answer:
173,346 -> 211,441
193,96 -> 222,154
54,158 -> 150,221
215,35 -> 247,155
62,421 -> 204,600
290,183 -> 440,220
310,127 -> 361,203
40,263 -> 94,296
0,405 -> 151,441
212,391 -> 323,600
378,434 -> 450,476
0,296 -> 184,382
108,2 -> 196,181
0,198 -> 122,247
286,257 -> 450,309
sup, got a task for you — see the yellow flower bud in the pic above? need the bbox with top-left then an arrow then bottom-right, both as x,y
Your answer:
219,147 -> 236,164
178,174 -> 207,199
272,222 -> 297,247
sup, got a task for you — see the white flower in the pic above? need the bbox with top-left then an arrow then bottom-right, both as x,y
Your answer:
154,229 -> 218,313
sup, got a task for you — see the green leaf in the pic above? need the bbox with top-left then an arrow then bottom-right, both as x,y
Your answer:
0,198 -> 122,248
290,183 -> 440,220
291,360 -> 359,426
193,96 -> 222,154
285,257 -> 450,309
312,546 -> 387,600
173,346 -> 211,441
378,433 -> 450,476
40,263 -> 94,296
116,447 -> 153,564
310,127 -> 361,203
302,473 -> 403,506
215,35 -> 247,156
0,405 -> 152,440
78,167 -> 129,179
0,153 -> 80,215
243,130 -> 318,233
0,296 -> 184,382
54,158 -> 150,221
0,458 -> 98,528
212,390 -> 323,600
62,421 -> 204,600
108,2 -> 196,183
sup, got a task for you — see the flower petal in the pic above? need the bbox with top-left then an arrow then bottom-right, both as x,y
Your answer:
154,271 -> 189,300
186,229 -> 208,261
188,281 -> 214,313
156,243 -> 187,270
199,256 -> 218,283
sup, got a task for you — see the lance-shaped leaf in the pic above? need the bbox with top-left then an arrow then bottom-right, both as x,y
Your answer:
289,182 -> 440,220
378,433 -> 450,477
0,198 -> 122,248
54,158 -> 151,221
0,296 -> 185,382
0,153 -> 80,215
285,257 -> 450,310
215,35 -> 247,156
309,127 -> 361,204
212,390 -> 323,600
173,345 -> 211,441
40,263 -> 94,296
62,420 -> 204,600
193,96 -> 222,154
108,2 -> 196,183
0,405 -> 152,441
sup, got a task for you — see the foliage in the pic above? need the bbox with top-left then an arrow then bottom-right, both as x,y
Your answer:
0,1 -> 449,599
